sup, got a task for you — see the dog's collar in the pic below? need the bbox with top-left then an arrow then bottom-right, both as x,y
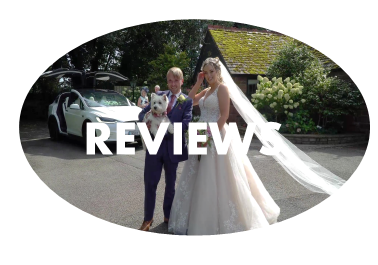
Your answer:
152,111 -> 167,117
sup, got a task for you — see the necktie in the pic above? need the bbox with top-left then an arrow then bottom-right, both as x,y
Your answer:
167,94 -> 176,113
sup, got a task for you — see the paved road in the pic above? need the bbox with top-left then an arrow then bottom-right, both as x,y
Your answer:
20,119 -> 368,234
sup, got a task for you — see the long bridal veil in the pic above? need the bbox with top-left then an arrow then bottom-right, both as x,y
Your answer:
220,62 -> 346,195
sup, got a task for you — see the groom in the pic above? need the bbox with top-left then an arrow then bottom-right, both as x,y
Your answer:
138,67 -> 192,231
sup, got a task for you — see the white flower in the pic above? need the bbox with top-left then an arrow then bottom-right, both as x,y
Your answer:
284,77 -> 290,83
301,99 -> 306,103
262,77 -> 269,83
277,77 -> 283,83
287,83 -> 292,89
274,97 -> 277,100
289,112 -> 293,117
297,128 -> 301,132
278,90 -> 284,99
255,99 -> 259,103
257,75 -> 263,81
267,94 -> 272,98
251,99 -> 255,102
284,105 -> 288,109
293,83 -> 299,88
289,99 -> 293,104
269,103 -> 274,108
272,77 -> 277,82
284,94 -> 290,101
275,110 -> 277,113
289,105 -> 293,109
284,111 -> 288,114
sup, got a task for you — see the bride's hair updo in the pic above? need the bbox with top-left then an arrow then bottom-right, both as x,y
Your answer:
201,57 -> 223,83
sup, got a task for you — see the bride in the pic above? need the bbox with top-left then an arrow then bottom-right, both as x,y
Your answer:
168,57 -> 345,235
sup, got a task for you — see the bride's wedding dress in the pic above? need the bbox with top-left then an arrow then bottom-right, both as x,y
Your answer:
168,87 -> 280,235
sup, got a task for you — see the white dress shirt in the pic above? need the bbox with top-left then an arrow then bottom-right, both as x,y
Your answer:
168,90 -> 182,108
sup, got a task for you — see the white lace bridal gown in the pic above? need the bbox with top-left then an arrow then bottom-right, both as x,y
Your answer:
168,87 -> 280,235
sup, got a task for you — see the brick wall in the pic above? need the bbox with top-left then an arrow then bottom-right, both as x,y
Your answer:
283,133 -> 369,145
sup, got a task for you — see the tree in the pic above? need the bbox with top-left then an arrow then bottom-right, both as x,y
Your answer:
266,41 -> 363,132
148,43 -> 190,90
266,40 -> 317,81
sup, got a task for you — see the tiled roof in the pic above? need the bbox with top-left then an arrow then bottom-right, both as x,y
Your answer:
208,25 -> 339,75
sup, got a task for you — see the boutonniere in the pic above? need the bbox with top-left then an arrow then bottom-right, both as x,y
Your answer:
175,94 -> 188,107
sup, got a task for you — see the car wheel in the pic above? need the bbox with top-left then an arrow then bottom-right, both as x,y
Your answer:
48,118 -> 60,141
82,120 -> 90,144
82,120 -> 97,145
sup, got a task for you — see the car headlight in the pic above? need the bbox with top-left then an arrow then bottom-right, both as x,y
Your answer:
96,117 -> 121,123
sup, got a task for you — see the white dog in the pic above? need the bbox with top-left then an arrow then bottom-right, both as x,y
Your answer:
143,93 -> 174,140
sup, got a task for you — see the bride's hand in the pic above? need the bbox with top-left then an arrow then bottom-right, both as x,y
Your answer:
197,72 -> 205,84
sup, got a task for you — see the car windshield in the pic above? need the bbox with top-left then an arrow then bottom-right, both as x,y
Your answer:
81,91 -> 130,107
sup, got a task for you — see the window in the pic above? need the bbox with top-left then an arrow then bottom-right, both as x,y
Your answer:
247,79 -> 258,101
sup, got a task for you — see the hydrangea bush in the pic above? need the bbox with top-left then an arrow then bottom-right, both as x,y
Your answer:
279,109 -> 316,134
251,75 -> 306,123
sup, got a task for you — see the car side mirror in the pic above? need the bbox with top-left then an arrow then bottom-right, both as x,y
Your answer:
70,104 -> 80,110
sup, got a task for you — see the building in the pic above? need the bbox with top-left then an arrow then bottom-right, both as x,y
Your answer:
194,25 -> 368,133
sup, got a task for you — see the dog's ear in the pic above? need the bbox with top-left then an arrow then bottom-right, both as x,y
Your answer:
163,94 -> 167,101
151,93 -> 156,99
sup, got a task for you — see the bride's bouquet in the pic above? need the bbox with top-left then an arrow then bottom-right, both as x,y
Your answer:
197,125 -> 213,161
197,125 -> 213,148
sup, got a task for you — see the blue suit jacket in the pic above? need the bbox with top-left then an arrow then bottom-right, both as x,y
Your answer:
138,90 -> 193,163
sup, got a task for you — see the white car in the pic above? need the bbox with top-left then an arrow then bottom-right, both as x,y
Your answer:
44,69 -> 142,144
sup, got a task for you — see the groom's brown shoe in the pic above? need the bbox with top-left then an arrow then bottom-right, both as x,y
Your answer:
139,219 -> 154,231
164,217 -> 169,224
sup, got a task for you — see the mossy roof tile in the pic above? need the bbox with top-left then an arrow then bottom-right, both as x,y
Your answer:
209,27 -> 339,75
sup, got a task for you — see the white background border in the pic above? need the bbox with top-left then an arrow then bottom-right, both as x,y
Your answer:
1,1 -> 377,264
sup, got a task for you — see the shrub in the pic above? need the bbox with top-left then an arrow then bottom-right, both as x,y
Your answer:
266,40 -> 363,132
279,109 -> 316,134
251,75 -> 306,123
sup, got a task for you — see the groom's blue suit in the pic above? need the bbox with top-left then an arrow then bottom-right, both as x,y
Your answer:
138,90 -> 192,221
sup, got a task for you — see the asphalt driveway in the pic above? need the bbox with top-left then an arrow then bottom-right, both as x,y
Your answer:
20,119 -> 368,234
